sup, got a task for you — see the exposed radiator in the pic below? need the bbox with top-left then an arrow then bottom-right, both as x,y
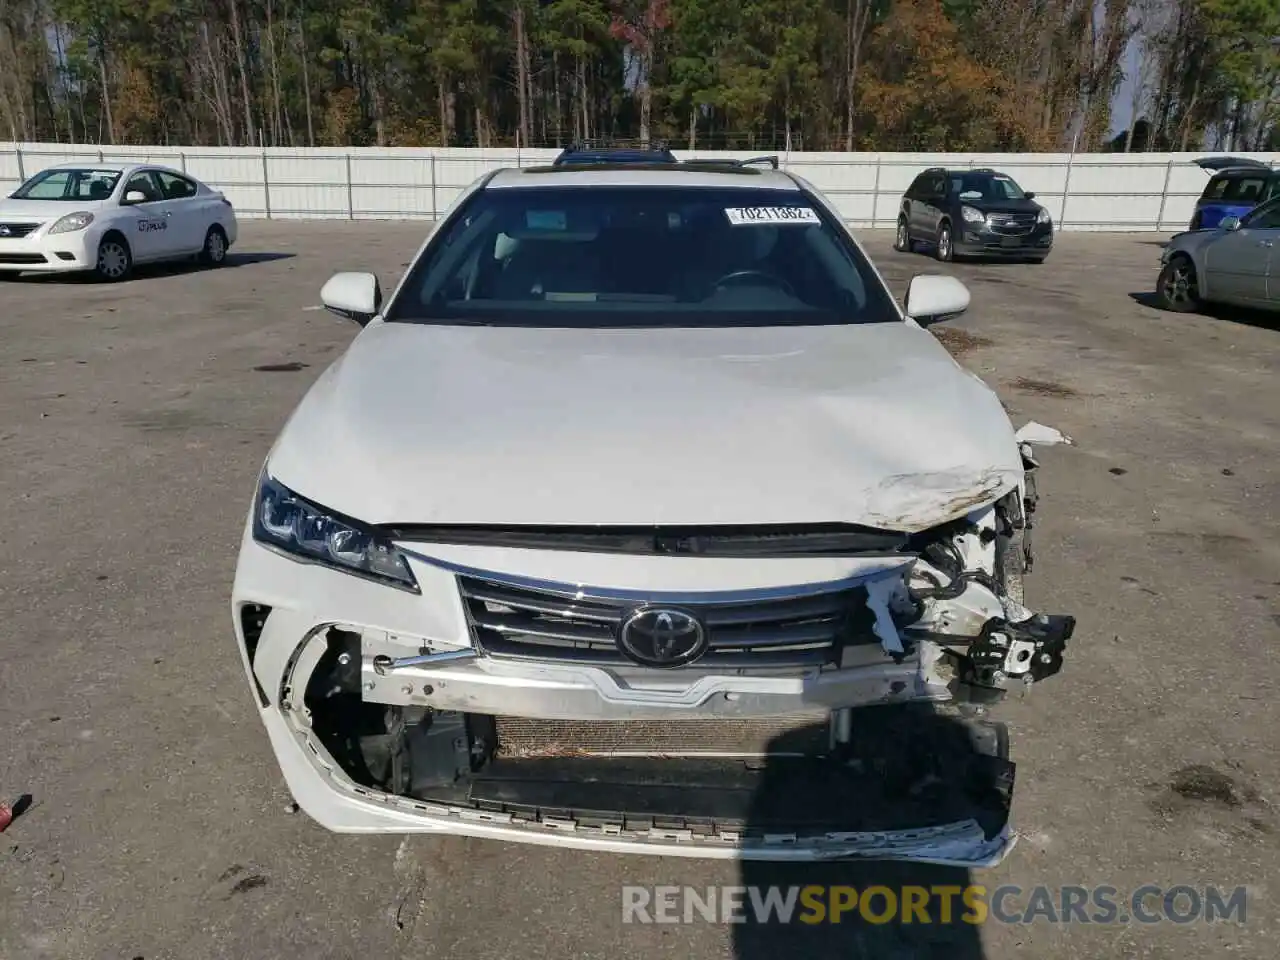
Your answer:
494,714 -> 833,759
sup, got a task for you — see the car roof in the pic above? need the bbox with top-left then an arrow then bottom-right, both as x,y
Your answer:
923,167 -> 1006,177
485,165 -> 800,190
45,161 -> 187,177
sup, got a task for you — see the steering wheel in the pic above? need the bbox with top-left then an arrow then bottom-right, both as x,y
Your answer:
712,269 -> 797,297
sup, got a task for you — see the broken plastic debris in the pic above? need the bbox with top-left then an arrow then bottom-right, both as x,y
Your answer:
1015,421 -> 1073,446
0,794 -> 33,833
865,577 -> 905,655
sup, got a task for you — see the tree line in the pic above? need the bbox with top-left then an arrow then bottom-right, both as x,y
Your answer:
0,0 -> 1277,153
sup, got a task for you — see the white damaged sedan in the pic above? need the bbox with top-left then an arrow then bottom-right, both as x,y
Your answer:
232,161 -> 1075,866
0,162 -> 237,280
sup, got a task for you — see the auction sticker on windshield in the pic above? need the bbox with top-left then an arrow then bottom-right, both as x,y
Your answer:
725,207 -> 820,226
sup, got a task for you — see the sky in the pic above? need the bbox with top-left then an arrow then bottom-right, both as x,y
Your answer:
1109,38 -> 1142,136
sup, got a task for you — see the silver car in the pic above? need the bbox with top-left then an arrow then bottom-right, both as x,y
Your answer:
1158,197 -> 1280,312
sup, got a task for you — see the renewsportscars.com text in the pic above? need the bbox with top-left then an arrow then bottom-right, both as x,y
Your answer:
621,884 -> 1248,926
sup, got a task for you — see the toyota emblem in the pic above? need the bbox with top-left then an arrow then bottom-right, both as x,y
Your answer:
618,606 -> 708,667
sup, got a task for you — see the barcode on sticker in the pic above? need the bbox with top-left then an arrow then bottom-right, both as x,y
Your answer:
724,206 -> 820,226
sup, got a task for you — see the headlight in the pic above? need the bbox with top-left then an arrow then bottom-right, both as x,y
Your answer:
1037,207 -> 1051,225
48,212 -> 95,234
960,205 -> 986,225
251,474 -> 419,592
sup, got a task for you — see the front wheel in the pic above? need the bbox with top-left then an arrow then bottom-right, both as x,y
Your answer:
200,225 -> 229,266
1157,255 -> 1200,312
94,236 -> 133,282
936,222 -> 954,262
894,217 -> 911,252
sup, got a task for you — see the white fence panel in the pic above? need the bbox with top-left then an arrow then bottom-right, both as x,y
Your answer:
3,142 -> 1278,232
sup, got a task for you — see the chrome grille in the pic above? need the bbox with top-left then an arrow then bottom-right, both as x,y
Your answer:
0,223 -> 40,239
458,575 -> 878,669
987,213 -> 1037,236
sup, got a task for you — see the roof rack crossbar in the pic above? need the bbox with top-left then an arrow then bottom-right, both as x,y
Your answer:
738,155 -> 780,170
562,138 -> 671,151
682,155 -> 780,169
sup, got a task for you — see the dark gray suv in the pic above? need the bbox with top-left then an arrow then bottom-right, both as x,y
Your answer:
895,167 -> 1054,263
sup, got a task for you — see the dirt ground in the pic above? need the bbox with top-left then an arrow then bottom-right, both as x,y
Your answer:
1,223 -> 1277,959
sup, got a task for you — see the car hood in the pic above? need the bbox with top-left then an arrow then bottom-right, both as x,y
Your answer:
0,197 -> 106,220
1167,228 -> 1224,254
266,321 -> 1023,534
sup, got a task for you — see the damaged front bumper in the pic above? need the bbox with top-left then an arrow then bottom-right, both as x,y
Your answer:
231,431 -> 1073,863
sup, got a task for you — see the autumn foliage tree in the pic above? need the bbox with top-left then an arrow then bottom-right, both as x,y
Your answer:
855,0 -> 1045,150
0,0 -> 1276,152
608,0 -> 671,144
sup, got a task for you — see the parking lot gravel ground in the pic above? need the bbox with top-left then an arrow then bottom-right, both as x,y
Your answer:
1,222 -> 1278,960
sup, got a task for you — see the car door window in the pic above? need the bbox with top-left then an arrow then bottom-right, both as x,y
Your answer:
1242,201 -> 1280,230
928,174 -> 947,199
906,174 -> 928,199
122,172 -> 163,204
154,172 -> 197,200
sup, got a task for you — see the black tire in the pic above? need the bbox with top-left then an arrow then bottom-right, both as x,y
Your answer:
200,225 -> 229,266
894,217 -> 911,252
1156,255 -> 1201,313
936,221 -> 954,262
94,234 -> 132,282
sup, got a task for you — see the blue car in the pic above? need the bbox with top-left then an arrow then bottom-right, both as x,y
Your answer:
552,142 -> 677,166
1189,156 -> 1280,230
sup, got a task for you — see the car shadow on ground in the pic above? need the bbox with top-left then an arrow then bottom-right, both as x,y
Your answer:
732,703 -> 1000,960
138,251 -> 297,278
894,249 -> 1047,267
1128,292 -> 1280,331
6,251 -> 296,284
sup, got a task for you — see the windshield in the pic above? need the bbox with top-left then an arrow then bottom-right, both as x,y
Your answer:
387,186 -> 899,328
1241,197 -> 1280,229
12,168 -> 122,202
951,174 -> 1027,202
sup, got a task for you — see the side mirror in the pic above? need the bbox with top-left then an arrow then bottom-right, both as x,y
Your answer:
904,274 -> 971,327
1220,215 -> 1241,231
123,190 -> 148,204
1025,191 -> 1037,200
321,272 -> 382,326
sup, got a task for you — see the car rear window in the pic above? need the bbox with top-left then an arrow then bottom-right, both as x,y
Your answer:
387,185 -> 900,328
1203,174 -> 1270,203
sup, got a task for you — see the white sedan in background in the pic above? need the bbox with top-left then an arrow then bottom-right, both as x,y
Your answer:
0,162 -> 238,281
1158,196 -> 1280,312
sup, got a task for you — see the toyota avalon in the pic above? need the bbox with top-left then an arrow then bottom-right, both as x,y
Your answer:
231,160 -> 1075,866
